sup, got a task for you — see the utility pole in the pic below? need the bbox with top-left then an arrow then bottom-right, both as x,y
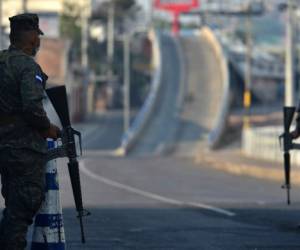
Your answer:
243,10 -> 253,129
149,0 -> 154,28
285,0 -> 296,106
81,0 -> 89,69
123,34 -> 130,133
107,1 -> 115,68
106,1 -> 115,108
0,0 -> 3,50
22,0 -> 28,13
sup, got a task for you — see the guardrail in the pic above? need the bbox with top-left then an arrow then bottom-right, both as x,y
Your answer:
242,125 -> 300,165
200,27 -> 232,149
119,29 -> 163,155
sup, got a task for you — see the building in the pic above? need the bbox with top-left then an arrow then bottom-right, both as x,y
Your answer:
1,0 -> 91,37
0,0 -> 89,87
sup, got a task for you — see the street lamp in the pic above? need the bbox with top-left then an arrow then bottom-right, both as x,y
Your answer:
123,33 -> 131,133
105,1 -> 116,109
122,5 -> 145,133
122,29 -> 146,134
81,0 -> 90,70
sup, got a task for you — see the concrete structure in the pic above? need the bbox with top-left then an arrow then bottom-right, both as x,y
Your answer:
217,35 -> 285,104
1,0 -> 90,33
36,38 -> 70,85
2,0 -> 61,31
242,125 -> 300,166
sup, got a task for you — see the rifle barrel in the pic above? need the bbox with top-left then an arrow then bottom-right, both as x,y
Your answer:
284,152 -> 291,205
79,216 -> 86,243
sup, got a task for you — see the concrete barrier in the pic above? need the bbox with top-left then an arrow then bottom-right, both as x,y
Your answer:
242,125 -> 300,165
31,140 -> 66,250
120,29 -> 162,155
199,27 -> 232,149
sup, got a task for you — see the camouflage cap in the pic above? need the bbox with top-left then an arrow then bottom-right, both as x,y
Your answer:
9,13 -> 44,35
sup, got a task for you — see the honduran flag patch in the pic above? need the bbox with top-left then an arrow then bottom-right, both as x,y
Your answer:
35,75 -> 43,84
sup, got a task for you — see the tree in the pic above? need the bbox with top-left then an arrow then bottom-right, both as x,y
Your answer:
92,0 -> 139,29
60,0 -> 82,61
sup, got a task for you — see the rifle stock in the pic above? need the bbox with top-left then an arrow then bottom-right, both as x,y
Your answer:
46,86 -> 71,127
46,86 -> 89,243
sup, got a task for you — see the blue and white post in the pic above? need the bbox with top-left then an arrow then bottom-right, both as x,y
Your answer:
31,139 -> 66,250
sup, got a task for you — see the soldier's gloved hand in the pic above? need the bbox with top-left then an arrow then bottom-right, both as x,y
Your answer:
40,124 -> 61,140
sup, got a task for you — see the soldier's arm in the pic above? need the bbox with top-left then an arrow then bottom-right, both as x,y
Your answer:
18,57 -> 51,131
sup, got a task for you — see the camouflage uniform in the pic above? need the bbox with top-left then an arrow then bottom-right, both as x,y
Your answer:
0,14 -> 50,250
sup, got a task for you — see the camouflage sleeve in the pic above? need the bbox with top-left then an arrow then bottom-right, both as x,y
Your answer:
18,57 -> 50,131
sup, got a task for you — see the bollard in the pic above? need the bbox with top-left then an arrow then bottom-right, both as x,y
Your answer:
31,139 -> 66,250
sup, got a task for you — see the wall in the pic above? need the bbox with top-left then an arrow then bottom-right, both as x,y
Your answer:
36,38 -> 70,85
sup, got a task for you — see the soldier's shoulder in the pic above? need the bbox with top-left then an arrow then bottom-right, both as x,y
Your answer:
5,51 -> 38,71
9,50 -> 36,64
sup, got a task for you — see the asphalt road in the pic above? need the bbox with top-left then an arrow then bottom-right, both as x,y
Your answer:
58,154 -> 300,250
60,34 -> 300,249
1,33 -> 300,250
52,32 -> 300,249
130,34 -> 181,155
130,32 -> 225,157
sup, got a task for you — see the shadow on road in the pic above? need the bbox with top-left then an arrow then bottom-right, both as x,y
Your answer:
60,206 -> 300,250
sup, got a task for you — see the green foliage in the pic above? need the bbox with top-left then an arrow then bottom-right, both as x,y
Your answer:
60,0 -> 82,59
93,0 -> 138,23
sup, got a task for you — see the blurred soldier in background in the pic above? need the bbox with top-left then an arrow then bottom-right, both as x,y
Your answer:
0,14 -> 60,250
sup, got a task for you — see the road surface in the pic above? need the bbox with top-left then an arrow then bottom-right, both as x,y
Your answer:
0,33 -> 299,250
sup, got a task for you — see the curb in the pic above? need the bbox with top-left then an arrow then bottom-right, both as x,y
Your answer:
194,150 -> 300,186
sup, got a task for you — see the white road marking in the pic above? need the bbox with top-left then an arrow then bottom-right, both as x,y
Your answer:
80,161 -> 236,217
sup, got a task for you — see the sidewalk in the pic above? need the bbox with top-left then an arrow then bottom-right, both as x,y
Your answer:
195,147 -> 300,186
192,105 -> 300,185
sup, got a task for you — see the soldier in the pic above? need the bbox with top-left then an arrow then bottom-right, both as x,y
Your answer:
0,14 -> 60,250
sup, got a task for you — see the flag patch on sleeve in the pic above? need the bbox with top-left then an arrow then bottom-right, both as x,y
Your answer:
35,75 -> 43,84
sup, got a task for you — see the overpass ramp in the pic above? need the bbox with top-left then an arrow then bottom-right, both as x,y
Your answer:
130,29 -> 230,156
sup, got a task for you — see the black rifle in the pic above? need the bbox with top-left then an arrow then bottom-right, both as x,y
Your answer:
279,106 -> 300,205
46,86 -> 90,243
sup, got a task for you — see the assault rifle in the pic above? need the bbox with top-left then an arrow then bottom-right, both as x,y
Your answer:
279,106 -> 300,205
46,86 -> 90,243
